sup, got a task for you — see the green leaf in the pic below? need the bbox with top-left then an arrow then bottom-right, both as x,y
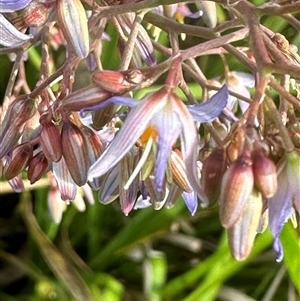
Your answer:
281,222 -> 300,294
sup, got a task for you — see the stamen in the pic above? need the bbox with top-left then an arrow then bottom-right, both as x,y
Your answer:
123,136 -> 154,190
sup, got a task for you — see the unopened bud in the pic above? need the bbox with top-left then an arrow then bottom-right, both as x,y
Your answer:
48,187 -> 66,224
28,151 -> 50,184
23,2 -> 49,27
92,104 -> 117,130
62,86 -> 112,111
252,150 -> 278,198
56,0 -> 89,58
171,150 -> 192,193
40,122 -> 62,162
219,153 -> 254,228
0,97 -> 37,158
92,69 -> 144,93
227,189 -> 263,261
61,121 -> 90,186
81,126 -> 103,189
4,143 -> 33,180
201,147 -> 226,205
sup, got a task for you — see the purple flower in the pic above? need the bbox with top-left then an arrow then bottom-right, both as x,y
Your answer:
0,0 -> 32,12
268,151 -> 300,261
88,85 -> 228,206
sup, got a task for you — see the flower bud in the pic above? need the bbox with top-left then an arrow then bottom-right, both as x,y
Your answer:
56,0 -> 89,58
0,97 -> 37,158
8,175 -> 24,193
219,153 -> 254,228
170,150 -> 192,193
52,156 -> 77,201
227,189 -> 263,261
252,150 -> 278,198
28,151 -> 50,184
62,86 -> 112,111
92,69 -> 144,93
257,208 -> 268,233
61,121 -> 90,186
23,2 -> 49,27
81,126 -> 103,189
98,165 -> 120,204
92,104 -> 117,130
200,147 -> 226,205
40,122 -> 62,162
196,1 -> 217,28
21,110 -> 41,142
48,187 -> 66,224
119,152 -> 139,216
4,143 -> 33,180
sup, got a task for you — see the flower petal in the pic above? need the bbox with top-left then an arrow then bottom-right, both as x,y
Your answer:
153,105 -> 182,190
80,95 -> 139,114
0,13 -> 33,47
0,0 -> 32,12
88,88 -> 169,179
53,157 -> 77,201
182,191 -> 198,215
171,94 -> 209,205
188,85 -> 228,122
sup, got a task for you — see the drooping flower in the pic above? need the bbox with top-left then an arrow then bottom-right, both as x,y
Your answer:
88,84 -> 228,206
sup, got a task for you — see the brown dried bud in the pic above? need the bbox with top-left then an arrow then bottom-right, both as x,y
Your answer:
23,2 -> 49,27
227,189 -> 263,261
252,150 -> 278,198
40,122 -> 62,162
28,152 -> 50,184
61,121 -> 90,186
219,153 -> 254,228
4,143 -> 33,180
201,147 -> 226,205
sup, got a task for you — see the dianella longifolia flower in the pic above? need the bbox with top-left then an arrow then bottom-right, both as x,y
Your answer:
88,57 -> 228,214
1,0 -> 300,262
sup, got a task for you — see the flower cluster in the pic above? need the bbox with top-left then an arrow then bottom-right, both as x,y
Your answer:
1,0 -> 300,262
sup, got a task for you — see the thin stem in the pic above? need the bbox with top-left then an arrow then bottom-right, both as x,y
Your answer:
180,28 -> 249,61
120,11 -> 146,71
264,96 -> 295,152
269,78 -> 300,110
1,51 -> 24,122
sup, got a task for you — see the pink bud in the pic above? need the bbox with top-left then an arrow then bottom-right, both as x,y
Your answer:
201,147 -> 226,205
61,121 -> 90,186
62,86 -> 112,111
4,143 -> 33,180
252,150 -> 278,198
219,154 -> 254,228
92,69 -> 144,93
227,189 -> 263,261
40,122 -> 62,162
28,151 -> 50,184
